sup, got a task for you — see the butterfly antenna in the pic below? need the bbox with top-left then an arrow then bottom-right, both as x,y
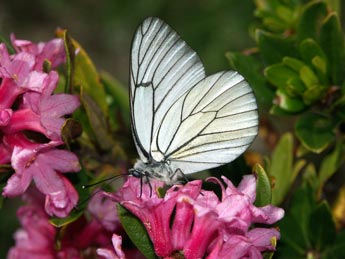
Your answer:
82,174 -> 125,189
76,173 -> 129,210
139,174 -> 143,198
146,174 -> 153,197
75,188 -> 102,210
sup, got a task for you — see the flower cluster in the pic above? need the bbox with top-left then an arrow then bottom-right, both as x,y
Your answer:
0,36 -> 81,217
8,186 -> 123,259
108,175 -> 284,259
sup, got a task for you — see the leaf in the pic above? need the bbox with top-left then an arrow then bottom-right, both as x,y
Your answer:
264,63 -> 299,89
57,29 -> 74,93
278,184 -> 316,255
61,118 -> 83,146
226,51 -> 274,107
117,204 -> 156,259
269,132 -> 305,206
295,112 -> 335,153
319,142 -> 345,185
255,29 -> 297,65
320,12 -> 345,85
322,230 -> 345,259
275,88 -> 305,112
309,201 -> 336,251
302,163 -> 319,193
302,84 -> 327,105
296,1 -> 327,40
269,104 -> 296,115
80,88 -> 115,151
0,34 -> 15,54
100,71 -> 130,128
299,39 -> 328,82
254,164 -> 272,206
49,209 -> 84,227
71,38 -> 109,116
282,56 -> 305,72
332,186 -> 345,230
270,133 -> 293,205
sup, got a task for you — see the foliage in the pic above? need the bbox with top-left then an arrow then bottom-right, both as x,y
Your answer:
228,0 -> 345,258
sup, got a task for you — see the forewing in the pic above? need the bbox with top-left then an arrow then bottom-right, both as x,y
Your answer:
130,17 -> 206,161
151,71 -> 258,174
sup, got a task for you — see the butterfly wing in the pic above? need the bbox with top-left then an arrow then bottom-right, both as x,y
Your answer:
130,17 -> 206,162
150,71 -> 258,174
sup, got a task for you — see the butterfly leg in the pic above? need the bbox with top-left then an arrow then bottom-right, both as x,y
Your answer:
171,168 -> 189,184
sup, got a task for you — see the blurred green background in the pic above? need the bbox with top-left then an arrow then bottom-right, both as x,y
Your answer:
0,0 -> 255,257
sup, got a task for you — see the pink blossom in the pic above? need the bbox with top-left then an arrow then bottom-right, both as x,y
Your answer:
97,234 -> 126,259
0,44 -> 48,93
115,175 -> 284,259
0,36 -> 80,217
88,191 -> 121,232
7,192 -> 56,259
8,186 -> 122,259
22,71 -> 80,140
2,133 -> 80,217
11,34 -> 66,70
0,108 -> 13,126
1,71 -> 80,140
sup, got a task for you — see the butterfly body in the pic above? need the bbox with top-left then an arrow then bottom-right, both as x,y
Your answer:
129,17 -> 258,184
132,159 -> 183,185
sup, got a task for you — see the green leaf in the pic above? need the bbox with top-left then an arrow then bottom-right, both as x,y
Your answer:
299,39 -> 328,81
117,204 -> 156,259
278,184 -> 316,255
50,209 -> 84,227
320,12 -> 345,85
302,163 -> 319,193
226,51 -> 274,107
263,251 -> 275,259
319,142 -> 345,185
0,34 -> 15,54
71,39 -> 109,116
296,1 -> 327,40
57,29 -> 74,93
269,104 -> 296,115
299,66 -> 319,89
270,133 -> 293,205
309,201 -> 336,251
282,56 -> 305,72
256,30 -> 297,65
254,164 -> 272,206
264,63 -> 299,89
302,84 -> 327,105
295,113 -> 335,153
100,71 -> 130,128
275,88 -> 305,112
286,77 -> 306,96
61,118 -> 83,147
80,89 -> 115,151
323,230 -> 345,258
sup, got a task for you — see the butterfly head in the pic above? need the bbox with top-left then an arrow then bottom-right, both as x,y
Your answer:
131,159 -> 184,185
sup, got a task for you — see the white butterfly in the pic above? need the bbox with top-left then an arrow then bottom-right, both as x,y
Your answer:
129,17 -> 258,184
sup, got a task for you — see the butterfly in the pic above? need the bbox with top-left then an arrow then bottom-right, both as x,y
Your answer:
129,17 -> 258,185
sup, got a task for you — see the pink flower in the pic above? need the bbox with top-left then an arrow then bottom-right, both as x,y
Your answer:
1,71 -> 80,140
97,234 -> 126,259
0,36 -> 80,217
115,175 -> 284,259
88,191 -> 121,232
8,186 -> 123,259
2,133 -> 80,217
11,34 -> 66,70
7,189 -> 56,259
